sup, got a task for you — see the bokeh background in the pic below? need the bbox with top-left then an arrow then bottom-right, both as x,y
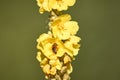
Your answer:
0,0 -> 120,80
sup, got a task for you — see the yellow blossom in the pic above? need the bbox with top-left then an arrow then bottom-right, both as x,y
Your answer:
36,0 -> 76,13
52,0 -> 76,11
36,0 -> 53,13
37,32 -> 52,51
37,33 -> 73,59
50,14 -> 79,40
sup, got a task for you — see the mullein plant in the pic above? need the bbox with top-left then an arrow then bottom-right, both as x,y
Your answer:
36,0 -> 81,80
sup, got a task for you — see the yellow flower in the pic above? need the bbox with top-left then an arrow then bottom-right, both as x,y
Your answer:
50,14 -> 79,40
52,0 -> 76,11
36,0 -> 53,13
37,32 -> 52,51
36,0 -> 76,13
64,36 -> 81,56
37,33 -> 72,59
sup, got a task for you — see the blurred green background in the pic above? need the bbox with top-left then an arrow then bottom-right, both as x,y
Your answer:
0,0 -> 120,80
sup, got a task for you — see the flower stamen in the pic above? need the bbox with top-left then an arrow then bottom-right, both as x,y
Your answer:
52,43 -> 58,54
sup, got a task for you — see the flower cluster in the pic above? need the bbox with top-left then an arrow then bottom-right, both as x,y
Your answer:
36,0 -> 81,80
36,0 -> 76,13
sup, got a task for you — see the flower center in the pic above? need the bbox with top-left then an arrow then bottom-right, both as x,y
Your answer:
52,43 -> 58,54
39,0 -> 43,3
56,0 -> 62,1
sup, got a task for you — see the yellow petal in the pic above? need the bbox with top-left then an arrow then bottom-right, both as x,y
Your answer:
41,58 -> 48,67
65,0 -> 76,6
50,67 -> 57,75
36,52 -> 42,62
69,36 -> 81,43
67,63 -> 73,74
64,54 -> 71,64
64,21 -> 79,35
51,14 -> 71,26
55,60 -> 62,70
43,43 -> 55,59
43,64 -> 50,74
37,33 -> 51,42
